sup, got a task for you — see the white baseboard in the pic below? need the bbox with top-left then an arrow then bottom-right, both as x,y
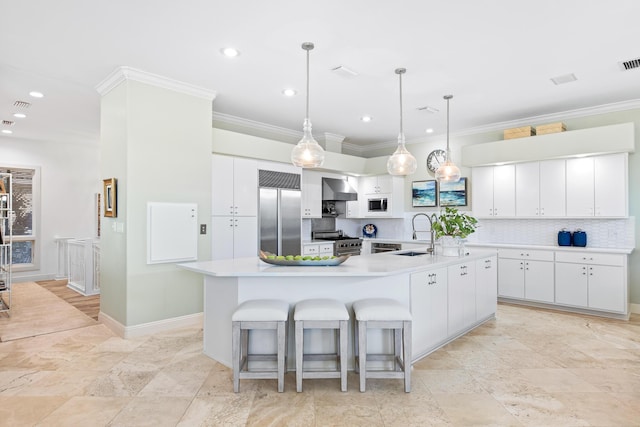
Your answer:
98,311 -> 203,339
13,273 -> 57,283
631,303 -> 640,315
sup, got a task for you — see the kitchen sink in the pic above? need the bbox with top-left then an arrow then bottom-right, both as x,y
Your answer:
394,251 -> 429,256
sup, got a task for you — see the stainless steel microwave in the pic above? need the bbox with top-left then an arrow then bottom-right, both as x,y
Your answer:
367,197 -> 388,212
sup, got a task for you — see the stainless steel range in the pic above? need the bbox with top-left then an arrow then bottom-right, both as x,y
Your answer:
311,230 -> 363,256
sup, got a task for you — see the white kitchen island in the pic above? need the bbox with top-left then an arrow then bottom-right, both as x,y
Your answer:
179,248 -> 497,369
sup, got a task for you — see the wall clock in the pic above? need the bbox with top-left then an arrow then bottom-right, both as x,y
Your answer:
427,149 -> 447,173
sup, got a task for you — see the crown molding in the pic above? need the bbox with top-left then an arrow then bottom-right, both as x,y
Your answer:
96,66 -> 216,100
212,99 -> 640,157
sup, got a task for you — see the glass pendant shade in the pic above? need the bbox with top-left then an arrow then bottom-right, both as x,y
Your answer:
435,158 -> 461,182
387,68 -> 417,176
291,118 -> 324,168
387,133 -> 417,175
435,94 -> 460,182
291,42 -> 325,168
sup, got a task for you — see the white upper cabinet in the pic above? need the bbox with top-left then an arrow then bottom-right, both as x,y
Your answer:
566,157 -> 595,217
539,160 -> 566,217
472,165 -> 515,218
474,153 -> 627,219
566,153 -> 627,217
359,174 -> 405,218
301,170 -> 322,218
515,162 -> 540,217
361,175 -> 393,194
516,160 -> 566,217
212,155 -> 258,217
594,153 -> 627,217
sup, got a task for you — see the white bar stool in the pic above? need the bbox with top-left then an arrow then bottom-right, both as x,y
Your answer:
232,299 -> 289,393
352,298 -> 412,392
294,298 -> 349,392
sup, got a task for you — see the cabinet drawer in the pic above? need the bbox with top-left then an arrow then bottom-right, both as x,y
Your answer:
499,248 -> 554,261
555,251 -> 625,266
319,243 -> 334,254
302,244 -> 319,255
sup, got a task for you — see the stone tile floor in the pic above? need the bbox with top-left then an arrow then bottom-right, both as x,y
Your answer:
0,303 -> 639,426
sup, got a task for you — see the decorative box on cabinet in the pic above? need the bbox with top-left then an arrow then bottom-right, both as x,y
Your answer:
498,249 -> 554,303
555,251 -> 627,314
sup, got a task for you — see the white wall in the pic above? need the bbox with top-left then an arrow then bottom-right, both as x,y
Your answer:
0,137 -> 100,282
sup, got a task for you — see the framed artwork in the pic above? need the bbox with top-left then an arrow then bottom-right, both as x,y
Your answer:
412,180 -> 437,207
103,178 -> 117,218
439,177 -> 468,207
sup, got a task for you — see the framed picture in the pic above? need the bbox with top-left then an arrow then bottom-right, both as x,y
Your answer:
103,178 -> 117,218
412,180 -> 437,207
439,177 -> 468,207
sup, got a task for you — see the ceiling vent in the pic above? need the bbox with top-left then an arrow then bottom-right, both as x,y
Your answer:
619,57 -> 640,71
417,106 -> 439,113
2,120 -> 15,126
13,100 -> 31,108
550,73 -> 578,85
331,65 -> 359,77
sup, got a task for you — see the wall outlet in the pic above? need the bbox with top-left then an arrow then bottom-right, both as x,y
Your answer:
200,224 -> 207,234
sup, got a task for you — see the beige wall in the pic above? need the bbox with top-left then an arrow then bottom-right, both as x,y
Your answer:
100,78 -> 212,327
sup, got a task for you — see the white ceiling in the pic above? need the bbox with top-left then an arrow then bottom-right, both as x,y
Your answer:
2,0 -> 640,155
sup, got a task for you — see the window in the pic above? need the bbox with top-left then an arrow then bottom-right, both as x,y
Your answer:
0,166 -> 39,271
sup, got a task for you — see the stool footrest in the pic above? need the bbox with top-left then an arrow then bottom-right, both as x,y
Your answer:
239,371 -> 279,379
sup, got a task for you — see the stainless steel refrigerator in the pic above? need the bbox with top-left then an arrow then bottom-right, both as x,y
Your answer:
259,170 -> 301,256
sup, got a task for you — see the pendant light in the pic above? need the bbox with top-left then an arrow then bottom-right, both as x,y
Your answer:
435,95 -> 461,182
387,68 -> 417,176
291,42 -> 325,168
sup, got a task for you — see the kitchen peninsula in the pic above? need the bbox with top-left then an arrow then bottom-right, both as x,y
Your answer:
179,248 -> 497,368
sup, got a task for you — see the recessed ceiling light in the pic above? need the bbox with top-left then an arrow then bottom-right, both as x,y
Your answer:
282,88 -> 297,97
1,130 -> 13,134
221,47 -> 240,57
361,116 -> 372,122
550,73 -> 577,85
13,113 -> 26,118
29,91 -> 44,98
425,128 -> 434,134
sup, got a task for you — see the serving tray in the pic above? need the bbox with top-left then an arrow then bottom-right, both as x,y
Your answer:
259,251 -> 350,266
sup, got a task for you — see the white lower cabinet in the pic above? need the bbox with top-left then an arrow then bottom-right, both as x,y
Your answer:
302,242 -> 334,257
211,216 -> 258,260
447,261 -> 476,336
410,267 -> 448,356
498,249 -> 554,303
555,252 -> 626,313
476,256 -> 497,320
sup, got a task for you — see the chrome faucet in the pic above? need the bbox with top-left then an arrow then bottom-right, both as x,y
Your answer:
412,213 -> 437,254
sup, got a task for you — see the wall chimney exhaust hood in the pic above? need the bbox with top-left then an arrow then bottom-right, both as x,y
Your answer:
322,178 -> 358,201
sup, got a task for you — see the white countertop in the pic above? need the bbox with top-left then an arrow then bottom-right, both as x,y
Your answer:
361,238 -> 633,255
178,248 -> 497,277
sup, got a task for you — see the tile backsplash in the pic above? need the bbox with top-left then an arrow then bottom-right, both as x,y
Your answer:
466,217 -> 635,248
306,215 -> 635,250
